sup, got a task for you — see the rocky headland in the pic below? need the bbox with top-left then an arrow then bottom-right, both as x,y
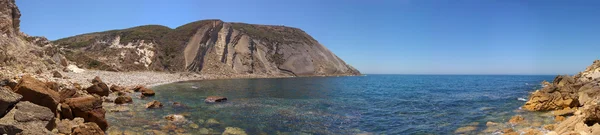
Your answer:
456,60 -> 600,135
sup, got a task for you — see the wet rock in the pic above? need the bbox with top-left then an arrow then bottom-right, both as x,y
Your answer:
509,115 -> 524,125
110,84 -> 125,92
205,96 -> 227,103
64,96 -> 108,131
13,75 -> 60,113
140,87 -> 155,96
222,127 -> 248,135
114,96 -> 133,104
165,114 -> 186,122
52,71 -> 63,78
85,82 -> 110,97
72,122 -> 104,135
0,101 -> 55,135
145,100 -> 163,109
0,87 -> 21,117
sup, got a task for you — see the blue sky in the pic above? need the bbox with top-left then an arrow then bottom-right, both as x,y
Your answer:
17,0 -> 600,75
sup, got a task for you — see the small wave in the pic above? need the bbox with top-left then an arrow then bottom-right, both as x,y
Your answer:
517,98 -> 527,102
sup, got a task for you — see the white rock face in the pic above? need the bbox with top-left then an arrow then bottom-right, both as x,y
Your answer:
107,36 -> 155,68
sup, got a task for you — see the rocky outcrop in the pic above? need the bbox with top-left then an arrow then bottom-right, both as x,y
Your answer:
63,96 -> 108,131
53,20 -> 360,77
0,0 -> 20,37
0,87 -> 21,117
13,75 -> 60,113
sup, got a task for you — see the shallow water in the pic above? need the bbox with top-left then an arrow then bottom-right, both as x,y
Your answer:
105,75 -> 555,134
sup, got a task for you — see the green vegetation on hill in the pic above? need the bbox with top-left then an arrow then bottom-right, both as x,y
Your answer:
54,25 -> 171,48
230,23 -> 313,45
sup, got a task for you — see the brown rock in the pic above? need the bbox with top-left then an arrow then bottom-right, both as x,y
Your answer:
72,122 -> 104,135
554,107 -> 576,116
509,115 -> 524,125
544,124 -> 555,130
523,89 -> 579,111
140,87 -> 155,96
133,85 -> 143,92
45,81 -> 60,92
52,71 -> 63,78
556,115 -> 566,122
91,76 -> 102,84
13,75 -> 60,113
64,96 -> 108,131
110,84 -> 125,92
522,128 -> 543,135
145,100 -> 163,109
73,83 -> 82,90
59,103 -> 73,119
114,96 -> 133,104
205,96 -> 227,103
59,88 -> 77,102
85,82 -> 109,97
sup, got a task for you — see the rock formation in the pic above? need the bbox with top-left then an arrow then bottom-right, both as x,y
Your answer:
53,20 -> 360,76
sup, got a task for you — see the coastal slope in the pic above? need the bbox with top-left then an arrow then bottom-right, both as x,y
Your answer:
52,20 -> 360,76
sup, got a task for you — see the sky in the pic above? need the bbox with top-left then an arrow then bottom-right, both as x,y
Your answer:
16,0 -> 600,75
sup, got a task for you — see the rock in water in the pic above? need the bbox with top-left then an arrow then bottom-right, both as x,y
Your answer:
145,100 -> 163,109
13,75 -> 60,113
140,87 -> 155,96
222,127 -> 248,135
205,96 -> 227,103
114,96 -> 133,104
64,96 -> 108,131
0,87 -> 21,117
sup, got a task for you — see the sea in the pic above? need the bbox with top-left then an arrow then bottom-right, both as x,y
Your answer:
105,75 -> 556,135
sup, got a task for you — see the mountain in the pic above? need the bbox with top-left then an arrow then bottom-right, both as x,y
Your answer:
53,20 -> 360,76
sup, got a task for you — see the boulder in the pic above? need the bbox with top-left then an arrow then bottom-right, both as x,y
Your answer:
52,71 -> 63,78
205,96 -> 227,103
45,81 -> 60,92
64,96 -> 108,131
56,117 -> 85,134
13,75 -> 60,113
85,82 -> 109,97
222,127 -> 248,135
0,101 -> 55,135
91,76 -> 102,84
110,84 -> 125,92
0,87 -> 21,117
523,90 -> 579,111
139,87 -> 155,96
71,122 -> 104,135
59,103 -> 73,120
59,88 -> 77,102
145,100 -> 163,109
114,96 -> 133,104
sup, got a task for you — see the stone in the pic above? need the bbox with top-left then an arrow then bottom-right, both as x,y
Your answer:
222,127 -> 248,135
45,81 -> 60,92
522,128 -> 543,135
165,114 -> 186,122
59,88 -> 77,102
140,87 -> 155,96
0,101 -> 55,135
544,124 -> 556,130
205,118 -> 220,126
592,123 -> 600,134
64,96 -> 108,131
13,75 -> 60,113
91,76 -> 102,84
114,96 -> 133,104
72,122 -> 104,135
554,107 -> 577,116
56,118 -> 85,134
110,84 -> 125,92
52,71 -> 63,78
59,103 -> 73,120
0,87 -> 21,117
556,115 -> 566,122
189,123 -> 199,129
145,100 -> 163,109
205,96 -> 227,103
73,83 -> 82,90
85,82 -> 110,97
509,115 -> 524,125
523,89 -> 579,111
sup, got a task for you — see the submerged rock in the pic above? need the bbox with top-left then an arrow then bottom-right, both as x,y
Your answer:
165,114 -> 186,122
222,127 -> 248,135
205,96 -> 227,103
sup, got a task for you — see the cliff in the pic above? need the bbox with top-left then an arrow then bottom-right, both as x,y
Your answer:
53,20 -> 360,76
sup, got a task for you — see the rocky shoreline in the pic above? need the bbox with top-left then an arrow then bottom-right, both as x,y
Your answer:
455,60 -> 600,135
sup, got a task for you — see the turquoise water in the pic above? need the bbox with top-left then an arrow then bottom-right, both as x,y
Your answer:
105,75 -> 555,134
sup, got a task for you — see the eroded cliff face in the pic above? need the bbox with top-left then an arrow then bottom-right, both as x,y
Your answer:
0,0 -> 20,37
54,20 -> 360,76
